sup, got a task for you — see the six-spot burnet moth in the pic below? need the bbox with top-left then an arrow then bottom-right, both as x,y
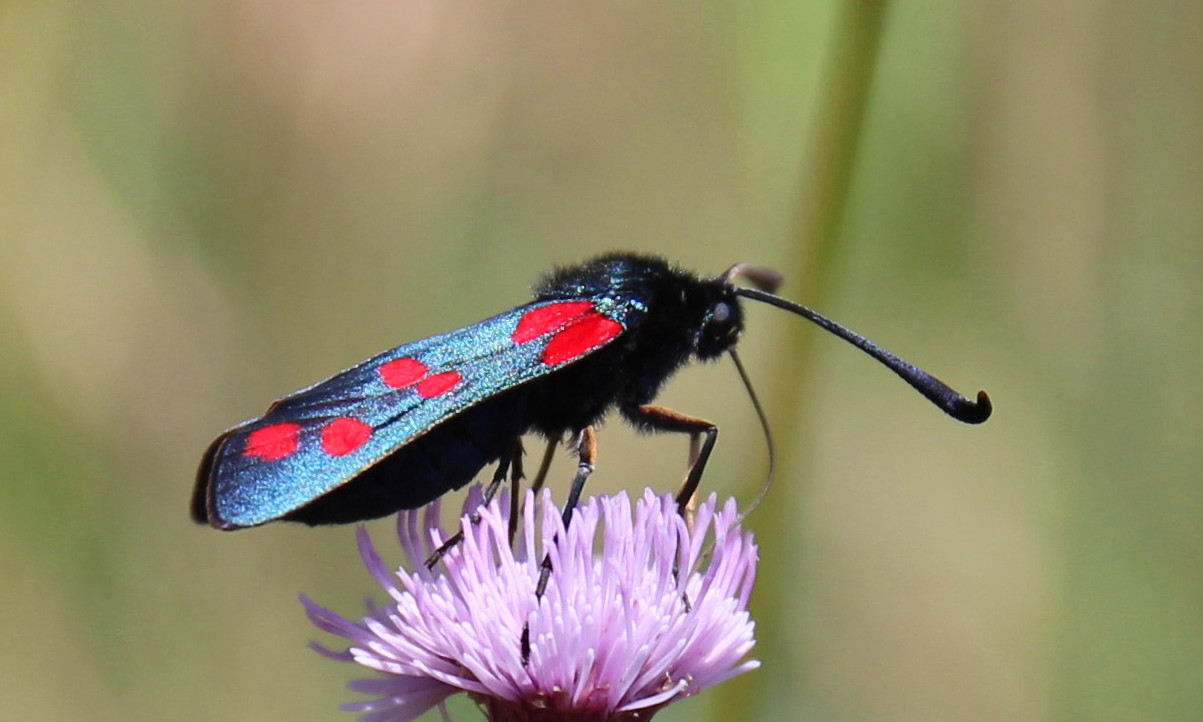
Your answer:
192,252 -> 991,531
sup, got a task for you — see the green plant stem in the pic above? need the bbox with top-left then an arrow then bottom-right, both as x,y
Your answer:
710,2 -> 890,719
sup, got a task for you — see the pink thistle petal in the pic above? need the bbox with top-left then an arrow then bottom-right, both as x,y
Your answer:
304,488 -> 759,721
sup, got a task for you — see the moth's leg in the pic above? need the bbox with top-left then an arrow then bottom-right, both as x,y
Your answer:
532,427 -> 596,598
523,428 -> 597,663
528,437 -> 558,495
625,404 -> 718,516
507,438 -> 528,542
424,436 -> 521,570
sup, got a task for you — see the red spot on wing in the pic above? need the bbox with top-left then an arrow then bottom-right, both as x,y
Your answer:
512,301 -> 595,344
243,423 -> 301,462
416,371 -> 461,398
321,417 -> 373,457
379,357 -> 428,388
542,313 -> 623,365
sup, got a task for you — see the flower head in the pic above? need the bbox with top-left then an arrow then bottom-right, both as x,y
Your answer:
303,489 -> 759,722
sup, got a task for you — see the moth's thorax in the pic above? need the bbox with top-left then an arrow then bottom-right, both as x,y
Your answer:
535,253 -> 744,361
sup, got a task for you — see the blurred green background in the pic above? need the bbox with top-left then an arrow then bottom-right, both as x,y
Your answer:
2,1 -> 1200,720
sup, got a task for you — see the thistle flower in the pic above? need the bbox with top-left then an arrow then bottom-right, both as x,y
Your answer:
302,488 -> 759,722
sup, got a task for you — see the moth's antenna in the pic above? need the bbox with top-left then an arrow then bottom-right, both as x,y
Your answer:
723,263 -> 782,293
734,286 -> 992,424
728,348 -> 774,523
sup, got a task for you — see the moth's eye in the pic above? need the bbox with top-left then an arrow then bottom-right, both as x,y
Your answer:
711,302 -> 730,323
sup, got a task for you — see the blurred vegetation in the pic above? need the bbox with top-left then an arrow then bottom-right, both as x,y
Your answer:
2,1 -> 1201,721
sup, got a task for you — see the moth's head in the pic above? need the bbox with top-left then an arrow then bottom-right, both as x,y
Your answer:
694,282 -> 744,360
694,262 -> 785,360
